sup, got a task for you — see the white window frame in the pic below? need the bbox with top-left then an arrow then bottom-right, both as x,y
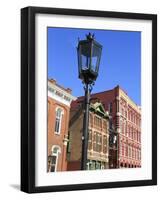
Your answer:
50,145 -> 61,172
54,107 -> 64,134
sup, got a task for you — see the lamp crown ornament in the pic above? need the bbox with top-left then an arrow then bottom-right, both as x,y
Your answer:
86,32 -> 95,40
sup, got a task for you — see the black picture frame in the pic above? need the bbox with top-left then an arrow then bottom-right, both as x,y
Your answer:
21,6 -> 157,193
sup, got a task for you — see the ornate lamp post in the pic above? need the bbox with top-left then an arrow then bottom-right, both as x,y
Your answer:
77,33 -> 102,170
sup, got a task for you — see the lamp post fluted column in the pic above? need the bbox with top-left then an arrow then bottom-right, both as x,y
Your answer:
81,83 -> 91,170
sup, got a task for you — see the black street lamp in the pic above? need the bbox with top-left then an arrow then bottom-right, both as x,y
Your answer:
77,33 -> 102,170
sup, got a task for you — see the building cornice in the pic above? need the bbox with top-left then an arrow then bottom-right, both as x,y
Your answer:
48,81 -> 77,107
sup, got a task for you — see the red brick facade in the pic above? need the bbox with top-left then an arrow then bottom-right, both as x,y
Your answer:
118,96 -> 141,168
47,79 -> 76,172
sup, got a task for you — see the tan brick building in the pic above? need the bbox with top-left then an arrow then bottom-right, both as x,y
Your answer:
47,79 -> 76,172
67,101 -> 110,170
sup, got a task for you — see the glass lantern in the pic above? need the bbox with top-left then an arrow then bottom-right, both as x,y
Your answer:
77,33 -> 102,84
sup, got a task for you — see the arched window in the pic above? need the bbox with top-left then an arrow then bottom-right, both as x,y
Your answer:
48,145 -> 61,172
55,107 -> 63,134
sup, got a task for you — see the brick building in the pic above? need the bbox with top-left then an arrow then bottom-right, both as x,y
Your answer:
71,85 -> 141,169
67,101 -> 110,171
47,79 -> 76,172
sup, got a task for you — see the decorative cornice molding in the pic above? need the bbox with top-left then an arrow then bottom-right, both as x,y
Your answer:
48,81 -> 77,107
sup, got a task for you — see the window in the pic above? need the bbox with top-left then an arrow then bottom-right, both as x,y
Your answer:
129,146 -> 131,158
125,123 -> 127,136
129,126 -> 131,138
139,150 -> 141,160
126,145 -> 128,157
131,127 -> 133,139
89,113 -> 93,127
120,119 -> 122,133
88,130 -> 92,150
96,133 -> 100,152
131,113 -> 133,122
122,122 -> 124,135
125,111 -> 127,118
122,108 -> 124,116
133,115 -> 135,124
134,129 -> 136,140
128,110 -> 130,120
94,132 -> 102,152
48,156 -> 57,172
55,108 -> 63,134
137,149 -> 139,160
94,116 -> 102,128
93,133 -> 96,151
103,135 -> 107,153
108,102 -> 112,114
129,111 -> 131,121
122,143 -> 124,156
98,135 -> 102,152
136,130 -> 138,142
127,126 -> 129,137
139,132 -> 141,142
122,122 -> 126,135
48,146 -> 61,172
88,160 -> 96,170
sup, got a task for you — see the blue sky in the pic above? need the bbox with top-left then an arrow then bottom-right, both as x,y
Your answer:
48,27 -> 141,105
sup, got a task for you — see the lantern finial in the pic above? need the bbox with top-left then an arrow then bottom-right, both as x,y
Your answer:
86,32 -> 95,40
